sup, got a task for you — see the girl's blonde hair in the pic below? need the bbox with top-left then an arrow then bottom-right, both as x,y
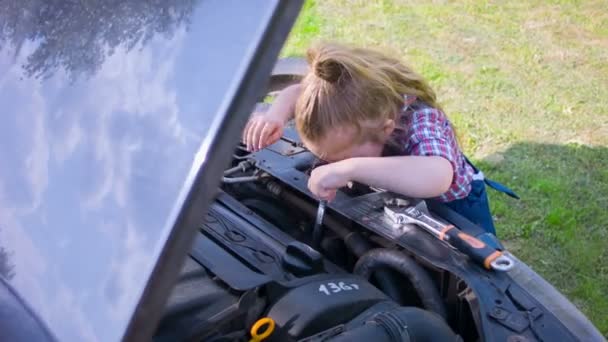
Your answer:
295,42 -> 441,144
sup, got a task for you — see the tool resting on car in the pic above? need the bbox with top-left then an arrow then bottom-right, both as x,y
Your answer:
384,198 -> 514,272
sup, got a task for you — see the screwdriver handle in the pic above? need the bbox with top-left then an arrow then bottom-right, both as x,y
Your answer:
438,225 -> 502,270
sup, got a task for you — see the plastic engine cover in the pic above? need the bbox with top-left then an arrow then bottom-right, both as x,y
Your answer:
266,275 -> 389,339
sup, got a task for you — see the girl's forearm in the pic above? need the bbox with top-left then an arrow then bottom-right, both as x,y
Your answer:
345,156 -> 454,198
267,83 -> 301,123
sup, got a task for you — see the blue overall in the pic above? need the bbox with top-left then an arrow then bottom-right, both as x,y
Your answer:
442,157 -> 519,250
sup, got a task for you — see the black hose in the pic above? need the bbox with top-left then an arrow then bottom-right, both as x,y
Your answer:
329,306 -> 458,342
340,232 -> 405,303
354,249 -> 447,319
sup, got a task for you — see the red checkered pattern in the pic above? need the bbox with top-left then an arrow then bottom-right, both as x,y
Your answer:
392,96 -> 475,202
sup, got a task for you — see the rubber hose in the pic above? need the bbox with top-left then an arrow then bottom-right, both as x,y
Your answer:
329,306 -> 458,342
342,232 -> 404,303
354,249 -> 447,319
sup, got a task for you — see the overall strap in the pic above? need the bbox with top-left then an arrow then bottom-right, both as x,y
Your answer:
464,156 -> 520,200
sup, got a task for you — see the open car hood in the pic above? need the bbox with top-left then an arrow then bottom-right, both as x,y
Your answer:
0,0 -> 302,341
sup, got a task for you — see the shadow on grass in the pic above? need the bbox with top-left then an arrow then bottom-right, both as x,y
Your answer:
474,142 -> 608,335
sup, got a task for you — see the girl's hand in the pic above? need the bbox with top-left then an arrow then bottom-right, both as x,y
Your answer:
242,84 -> 301,151
308,161 -> 354,201
242,113 -> 285,152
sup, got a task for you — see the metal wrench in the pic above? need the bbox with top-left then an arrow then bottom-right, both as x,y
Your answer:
307,156 -> 327,249
384,202 -> 514,272
311,200 -> 327,249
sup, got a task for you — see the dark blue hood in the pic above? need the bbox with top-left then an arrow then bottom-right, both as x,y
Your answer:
0,0 -> 302,340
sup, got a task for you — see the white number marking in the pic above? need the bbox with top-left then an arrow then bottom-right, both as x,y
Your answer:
318,284 -> 330,295
318,282 -> 360,295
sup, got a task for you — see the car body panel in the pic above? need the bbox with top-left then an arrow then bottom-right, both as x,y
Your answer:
0,0 -> 302,340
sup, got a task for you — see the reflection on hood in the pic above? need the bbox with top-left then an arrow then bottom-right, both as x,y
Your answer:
0,0 -> 196,80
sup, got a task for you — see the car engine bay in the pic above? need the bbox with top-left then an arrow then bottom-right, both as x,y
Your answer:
152,119 -> 585,342
150,61 -> 590,341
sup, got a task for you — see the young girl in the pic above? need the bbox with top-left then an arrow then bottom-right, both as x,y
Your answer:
243,42 -> 518,246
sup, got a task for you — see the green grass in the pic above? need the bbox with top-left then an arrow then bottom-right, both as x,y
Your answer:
282,0 -> 608,335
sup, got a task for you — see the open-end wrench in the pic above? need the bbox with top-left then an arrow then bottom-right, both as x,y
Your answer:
311,200 -> 327,249
384,201 -> 514,272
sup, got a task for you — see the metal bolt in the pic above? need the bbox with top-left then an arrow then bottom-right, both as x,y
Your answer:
492,308 -> 508,320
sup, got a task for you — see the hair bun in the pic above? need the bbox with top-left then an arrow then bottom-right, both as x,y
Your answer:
307,46 -> 344,83
314,59 -> 343,83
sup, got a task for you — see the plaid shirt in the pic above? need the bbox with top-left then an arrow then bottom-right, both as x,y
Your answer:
385,95 -> 475,202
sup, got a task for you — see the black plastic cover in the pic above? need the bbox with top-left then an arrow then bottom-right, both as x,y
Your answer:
282,241 -> 324,277
267,275 -> 388,339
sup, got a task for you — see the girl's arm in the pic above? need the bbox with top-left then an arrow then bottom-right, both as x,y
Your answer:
345,156 -> 454,198
266,83 -> 301,123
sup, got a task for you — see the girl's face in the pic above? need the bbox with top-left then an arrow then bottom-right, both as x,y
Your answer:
302,120 -> 395,162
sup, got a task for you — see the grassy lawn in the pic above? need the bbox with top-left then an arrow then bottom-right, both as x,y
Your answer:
282,0 -> 608,335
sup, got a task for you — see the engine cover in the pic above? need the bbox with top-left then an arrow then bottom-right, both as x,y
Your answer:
266,274 -> 389,339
